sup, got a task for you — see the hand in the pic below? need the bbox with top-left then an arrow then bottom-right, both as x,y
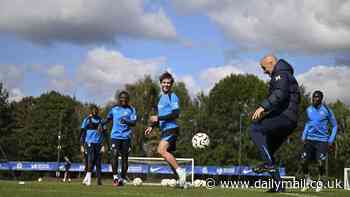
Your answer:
144,127 -> 153,135
150,115 -> 158,123
80,145 -> 84,154
252,107 -> 265,121
100,146 -> 105,153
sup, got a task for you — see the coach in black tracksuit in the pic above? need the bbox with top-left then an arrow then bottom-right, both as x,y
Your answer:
249,55 -> 301,192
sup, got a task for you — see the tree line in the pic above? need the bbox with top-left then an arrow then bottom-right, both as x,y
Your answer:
0,74 -> 349,178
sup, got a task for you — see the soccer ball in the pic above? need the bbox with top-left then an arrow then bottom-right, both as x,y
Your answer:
133,177 -> 143,186
161,179 -> 170,187
192,133 -> 210,149
168,179 -> 177,187
37,178 -> 43,182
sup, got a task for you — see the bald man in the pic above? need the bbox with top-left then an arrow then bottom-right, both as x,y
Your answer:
250,55 -> 301,192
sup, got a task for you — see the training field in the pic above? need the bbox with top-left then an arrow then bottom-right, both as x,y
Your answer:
0,180 -> 349,197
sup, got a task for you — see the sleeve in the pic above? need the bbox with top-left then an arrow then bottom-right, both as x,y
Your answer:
302,123 -> 310,141
301,108 -> 311,141
260,73 -> 289,111
327,109 -> 338,144
80,117 -> 87,129
80,118 -> 87,145
159,94 -> 180,121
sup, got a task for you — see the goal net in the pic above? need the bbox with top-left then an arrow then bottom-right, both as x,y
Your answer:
123,157 -> 194,186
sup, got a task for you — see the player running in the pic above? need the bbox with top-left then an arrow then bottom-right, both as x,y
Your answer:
144,72 -> 187,188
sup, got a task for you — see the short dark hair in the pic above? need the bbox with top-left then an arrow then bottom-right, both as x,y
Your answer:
118,91 -> 129,99
159,72 -> 174,84
89,104 -> 99,112
312,90 -> 324,100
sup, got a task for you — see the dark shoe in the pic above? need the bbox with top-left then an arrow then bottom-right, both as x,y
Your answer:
112,179 -> 119,187
118,178 -> 124,186
97,179 -> 102,185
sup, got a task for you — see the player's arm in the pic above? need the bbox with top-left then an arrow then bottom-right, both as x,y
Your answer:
79,118 -> 87,153
158,109 -> 180,121
260,73 -> 289,111
121,108 -> 137,126
301,109 -> 311,143
102,109 -> 113,126
328,109 -> 338,145
102,130 -> 110,153
302,122 -> 310,143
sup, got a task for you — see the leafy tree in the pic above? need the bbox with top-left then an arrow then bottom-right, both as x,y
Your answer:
197,74 -> 268,165
14,91 -> 81,161
0,83 -> 15,160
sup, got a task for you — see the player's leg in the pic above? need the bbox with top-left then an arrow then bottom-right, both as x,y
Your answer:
158,135 -> 186,187
83,143 -> 94,186
300,140 -> 314,191
158,139 -> 179,169
315,141 -> 328,192
111,139 -> 120,186
95,144 -> 102,185
63,164 -> 71,183
63,170 -> 68,182
250,115 -> 295,171
265,133 -> 291,192
167,140 -> 178,177
249,123 -> 274,171
250,115 -> 296,192
119,139 -> 130,185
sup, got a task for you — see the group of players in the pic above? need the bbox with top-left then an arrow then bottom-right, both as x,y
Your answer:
78,54 -> 338,193
79,72 -> 186,187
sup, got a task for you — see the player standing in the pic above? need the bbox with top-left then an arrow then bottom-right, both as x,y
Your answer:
81,105 -> 108,186
300,90 -> 337,192
104,91 -> 137,186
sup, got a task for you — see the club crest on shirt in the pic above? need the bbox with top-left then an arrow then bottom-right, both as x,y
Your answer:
275,75 -> 282,81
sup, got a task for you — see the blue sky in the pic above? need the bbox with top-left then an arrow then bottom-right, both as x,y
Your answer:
0,0 -> 349,105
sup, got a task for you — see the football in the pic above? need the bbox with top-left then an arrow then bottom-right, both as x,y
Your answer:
168,179 -> 177,187
192,133 -> 210,149
133,177 -> 143,186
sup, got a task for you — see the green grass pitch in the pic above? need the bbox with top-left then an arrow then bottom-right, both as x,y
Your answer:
0,180 -> 349,197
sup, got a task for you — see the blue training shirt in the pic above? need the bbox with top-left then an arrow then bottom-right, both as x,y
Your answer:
107,105 -> 137,140
302,104 -> 337,144
158,92 -> 180,131
81,115 -> 104,144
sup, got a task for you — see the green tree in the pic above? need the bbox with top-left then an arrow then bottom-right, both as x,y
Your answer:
197,74 -> 268,165
0,83 -> 15,160
14,91 -> 81,161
